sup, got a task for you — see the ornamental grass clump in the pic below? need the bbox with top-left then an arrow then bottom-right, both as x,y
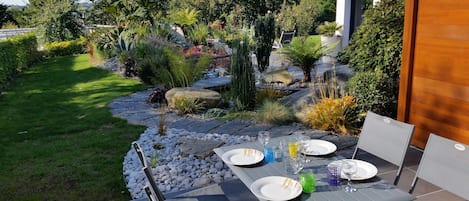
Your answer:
258,100 -> 295,125
303,95 -> 358,135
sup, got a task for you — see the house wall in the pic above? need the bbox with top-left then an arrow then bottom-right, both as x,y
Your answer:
399,0 -> 469,148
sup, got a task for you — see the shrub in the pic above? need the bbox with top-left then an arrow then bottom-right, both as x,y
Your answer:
347,70 -> 396,118
44,37 -> 87,57
276,0 -> 319,36
303,95 -> 359,135
340,0 -> 404,118
230,35 -> 256,111
205,108 -> 227,118
188,24 -> 209,46
135,38 -> 209,87
171,96 -> 204,115
258,100 -> 295,125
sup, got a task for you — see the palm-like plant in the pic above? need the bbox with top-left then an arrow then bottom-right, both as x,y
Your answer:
169,8 -> 199,28
281,36 -> 323,82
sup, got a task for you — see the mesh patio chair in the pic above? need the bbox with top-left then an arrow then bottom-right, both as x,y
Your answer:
352,111 -> 415,185
272,30 -> 296,49
132,142 -> 255,201
409,133 -> 469,200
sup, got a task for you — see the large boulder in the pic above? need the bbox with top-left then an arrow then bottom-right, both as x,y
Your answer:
263,67 -> 293,86
165,87 -> 221,109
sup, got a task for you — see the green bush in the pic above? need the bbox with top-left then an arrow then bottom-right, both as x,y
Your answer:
135,38 -> 210,87
258,100 -> 295,125
340,0 -> 404,118
277,0 -> 319,36
347,70 -> 397,118
44,37 -> 87,57
205,108 -> 227,118
0,33 -> 39,89
281,36 -> 323,82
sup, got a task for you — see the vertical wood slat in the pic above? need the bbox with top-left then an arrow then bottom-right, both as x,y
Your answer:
399,0 -> 469,148
398,0 -> 419,122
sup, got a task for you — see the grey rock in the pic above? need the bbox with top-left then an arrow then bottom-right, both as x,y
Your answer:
178,138 -> 224,159
192,177 -> 211,188
279,88 -> 316,111
192,76 -> 231,91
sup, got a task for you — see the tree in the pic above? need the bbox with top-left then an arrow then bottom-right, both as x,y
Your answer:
281,36 -> 323,82
25,0 -> 83,42
0,4 -> 17,28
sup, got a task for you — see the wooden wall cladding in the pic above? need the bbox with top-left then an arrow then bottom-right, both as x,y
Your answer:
399,0 -> 469,148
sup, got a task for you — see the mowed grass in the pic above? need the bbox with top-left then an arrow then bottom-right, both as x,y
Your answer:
0,55 -> 147,201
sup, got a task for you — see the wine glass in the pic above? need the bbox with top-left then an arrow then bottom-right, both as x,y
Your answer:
342,159 -> 358,192
257,131 -> 270,147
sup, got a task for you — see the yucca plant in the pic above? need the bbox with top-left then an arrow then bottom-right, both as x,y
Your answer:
171,96 -> 205,115
281,36 -> 323,82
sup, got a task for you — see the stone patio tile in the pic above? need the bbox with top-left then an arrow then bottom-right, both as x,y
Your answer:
169,118 -> 199,129
211,120 -> 252,135
268,125 -> 304,138
236,124 -> 274,137
416,190 -> 465,201
379,168 -> 439,197
186,120 -> 225,133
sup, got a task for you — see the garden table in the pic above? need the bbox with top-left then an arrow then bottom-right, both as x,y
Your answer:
214,135 -> 415,201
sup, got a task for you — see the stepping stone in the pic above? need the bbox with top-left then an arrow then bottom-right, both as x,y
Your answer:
178,138 -> 224,158
237,124 -> 273,137
169,119 -> 199,129
211,120 -> 251,135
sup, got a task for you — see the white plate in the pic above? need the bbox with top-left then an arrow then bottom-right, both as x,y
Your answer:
301,139 -> 337,156
221,148 -> 264,166
329,159 -> 378,180
250,176 -> 302,201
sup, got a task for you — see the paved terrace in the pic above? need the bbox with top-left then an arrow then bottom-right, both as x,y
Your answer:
109,89 -> 464,201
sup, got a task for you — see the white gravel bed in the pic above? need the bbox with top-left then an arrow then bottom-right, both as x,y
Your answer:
123,127 -> 255,199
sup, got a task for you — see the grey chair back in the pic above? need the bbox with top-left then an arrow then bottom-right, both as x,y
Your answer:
352,111 -> 415,185
133,141 -> 149,168
280,31 -> 295,45
409,133 -> 469,199
133,141 -> 166,201
144,185 -> 158,201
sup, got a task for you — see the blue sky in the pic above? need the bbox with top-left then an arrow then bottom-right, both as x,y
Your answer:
0,0 -> 91,6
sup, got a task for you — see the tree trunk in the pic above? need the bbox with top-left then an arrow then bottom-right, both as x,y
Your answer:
303,68 -> 312,82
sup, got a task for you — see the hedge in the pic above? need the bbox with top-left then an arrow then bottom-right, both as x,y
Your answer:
44,37 -> 87,57
0,33 -> 39,89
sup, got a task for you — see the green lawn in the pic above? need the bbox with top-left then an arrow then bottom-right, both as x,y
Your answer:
0,55 -> 147,201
